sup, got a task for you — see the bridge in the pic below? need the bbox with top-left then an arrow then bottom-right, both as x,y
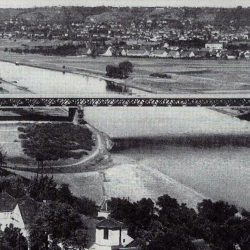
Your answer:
0,94 -> 249,107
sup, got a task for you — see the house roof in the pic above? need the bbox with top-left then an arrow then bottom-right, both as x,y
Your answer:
168,50 -> 179,56
96,218 -> 125,229
0,192 -> 17,212
17,196 -> 39,225
151,50 -> 167,55
127,49 -> 148,55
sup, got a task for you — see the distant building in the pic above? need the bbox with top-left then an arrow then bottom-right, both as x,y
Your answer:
101,46 -> 113,57
167,50 -> 180,59
180,50 -> 195,59
126,49 -> 149,58
150,50 -> 168,58
205,42 -> 223,51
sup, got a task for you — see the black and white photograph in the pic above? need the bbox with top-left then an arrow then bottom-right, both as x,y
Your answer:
0,0 -> 250,249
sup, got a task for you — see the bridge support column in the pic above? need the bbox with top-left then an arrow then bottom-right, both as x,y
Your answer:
68,108 -> 77,122
69,107 -> 85,124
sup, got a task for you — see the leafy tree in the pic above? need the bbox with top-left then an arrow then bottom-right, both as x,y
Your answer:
0,175 -> 26,198
197,199 -> 238,224
119,61 -> 133,74
0,224 -> 28,250
73,196 -> 98,217
147,228 -> 195,250
30,202 -> 83,249
28,176 -> 58,202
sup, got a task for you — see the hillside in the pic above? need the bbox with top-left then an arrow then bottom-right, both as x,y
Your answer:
0,6 -> 249,29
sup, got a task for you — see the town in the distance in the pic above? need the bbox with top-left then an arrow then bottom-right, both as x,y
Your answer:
1,6 -> 250,59
0,5 -> 250,250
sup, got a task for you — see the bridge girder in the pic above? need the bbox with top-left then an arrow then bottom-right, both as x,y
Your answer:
0,98 -> 248,107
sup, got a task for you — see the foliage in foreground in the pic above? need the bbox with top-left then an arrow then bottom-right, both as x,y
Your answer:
108,196 -> 250,250
0,224 -> 28,250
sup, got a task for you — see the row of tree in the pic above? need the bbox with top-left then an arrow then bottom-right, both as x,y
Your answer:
108,196 -> 250,250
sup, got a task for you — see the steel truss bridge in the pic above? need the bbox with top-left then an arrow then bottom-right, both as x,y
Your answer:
0,95 -> 249,107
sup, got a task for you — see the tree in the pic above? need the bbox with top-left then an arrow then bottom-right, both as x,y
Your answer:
0,147 -> 7,168
30,202 -> 83,249
106,61 -> 134,79
197,199 -> 238,224
1,224 -> 28,250
28,175 -> 58,202
118,61 -> 133,74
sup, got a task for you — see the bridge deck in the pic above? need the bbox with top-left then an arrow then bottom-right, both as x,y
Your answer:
0,94 -> 249,107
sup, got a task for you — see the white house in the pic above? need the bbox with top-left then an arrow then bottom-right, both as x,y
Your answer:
0,192 -> 38,240
205,42 -> 223,51
89,218 -> 134,250
121,49 -> 127,57
244,51 -> 250,59
101,47 -> 113,57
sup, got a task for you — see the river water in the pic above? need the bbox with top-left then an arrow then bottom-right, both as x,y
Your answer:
84,107 -> 250,210
0,61 -> 142,95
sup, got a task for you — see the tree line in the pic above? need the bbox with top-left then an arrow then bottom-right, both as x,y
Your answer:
107,196 -> 250,250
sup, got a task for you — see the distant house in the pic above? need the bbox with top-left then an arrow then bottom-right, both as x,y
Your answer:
194,50 -> 210,59
80,47 -> 92,56
167,50 -> 180,59
222,51 -> 238,60
205,42 -> 223,51
121,49 -> 127,57
243,51 -> 250,59
100,46 -> 113,57
150,50 -> 168,58
0,192 -> 38,239
180,50 -> 195,59
126,49 -> 149,58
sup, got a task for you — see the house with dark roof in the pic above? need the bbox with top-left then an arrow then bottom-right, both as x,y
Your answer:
0,192 -> 38,238
89,218 -> 134,250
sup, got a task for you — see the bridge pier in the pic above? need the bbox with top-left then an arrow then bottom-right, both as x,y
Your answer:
68,108 -> 77,122
69,107 -> 85,124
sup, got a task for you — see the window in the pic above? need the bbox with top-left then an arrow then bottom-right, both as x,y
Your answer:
104,228 -> 109,239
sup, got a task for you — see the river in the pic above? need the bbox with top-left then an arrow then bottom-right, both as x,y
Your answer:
0,61 -> 143,95
84,107 -> 250,210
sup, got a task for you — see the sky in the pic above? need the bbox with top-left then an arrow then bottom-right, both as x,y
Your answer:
0,0 -> 249,8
